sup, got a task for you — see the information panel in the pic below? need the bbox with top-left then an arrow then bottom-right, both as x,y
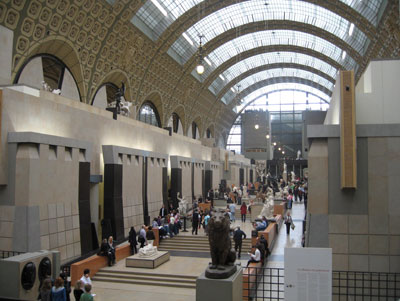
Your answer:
284,248 -> 332,301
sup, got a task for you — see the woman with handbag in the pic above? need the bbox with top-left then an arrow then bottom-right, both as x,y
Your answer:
284,211 -> 294,235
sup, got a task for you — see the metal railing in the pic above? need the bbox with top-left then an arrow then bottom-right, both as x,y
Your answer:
0,250 -> 24,259
333,271 -> 400,300
243,267 -> 400,300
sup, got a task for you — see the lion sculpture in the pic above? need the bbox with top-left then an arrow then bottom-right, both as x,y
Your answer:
206,210 -> 236,279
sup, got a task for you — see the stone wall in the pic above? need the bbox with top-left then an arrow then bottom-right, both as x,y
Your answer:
306,125 -> 400,273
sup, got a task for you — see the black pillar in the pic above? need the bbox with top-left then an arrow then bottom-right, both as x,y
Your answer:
239,168 -> 244,186
191,163 -> 195,201
171,168 -> 182,209
142,157 -> 150,226
104,164 -> 124,242
205,170 -> 213,196
162,167 -> 168,207
250,169 -> 254,183
78,162 -> 93,254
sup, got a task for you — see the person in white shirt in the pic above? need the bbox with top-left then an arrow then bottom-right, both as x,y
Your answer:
246,244 -> 261,267
80,269 -> 92,287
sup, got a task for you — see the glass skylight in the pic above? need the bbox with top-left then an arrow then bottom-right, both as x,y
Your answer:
220,69 -> 333,105
340,0 -> 387,26
197,30 -> 356,80
169,0 -> 368,65
131,0 -> 203,41
209,52 -> 338,95
237,83 -> 331,110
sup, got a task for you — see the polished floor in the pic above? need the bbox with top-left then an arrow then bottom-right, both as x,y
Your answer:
90,201 -> 306,301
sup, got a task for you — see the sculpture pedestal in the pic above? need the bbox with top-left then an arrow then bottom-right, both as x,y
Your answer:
196,266 -> 242,301
126,251 -> 170,268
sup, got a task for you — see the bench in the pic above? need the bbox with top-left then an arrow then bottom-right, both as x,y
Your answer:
70,227 -> 159,284
242,261 -> 263,300
198,203 -> 211,212
274,202 -> 286,217
251,217 -> 281,255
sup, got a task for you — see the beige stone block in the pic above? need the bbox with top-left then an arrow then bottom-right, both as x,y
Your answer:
64,202 -> 72,216
369,235 -> 389,255
48,204 -> 57,219
66,244 -> 74,259
41,235 -> 50,250
369,215 -> 388,234
348,215 -> 368,234
65,216 -> 73,230
329,215 -> 348,234
389,256 -> 400,273
0,237 -> 12,251
49,233 -> 58,249
332,254 -> 348,270
0,206 -> 14,221
349,255 -> 369,272
73,242 -> 81,256
57,217 -> 65,232
73,228 -> 80,242
56,203 -> 64,217
58,231 -> 66,246
40,220 -> 49,236
72,215 -> 79,229
59,246 -> 67,261
369,255 -> 389,272
0,221 -> 13,237
329,234 -> 348,254
65,230 -> 73,245
48,219 -> 58,234
71,201 -> 79,215
389,216 -> 400,234
348,235 -> 369,254
39,204 -> 48,221
389,236 -> 400,255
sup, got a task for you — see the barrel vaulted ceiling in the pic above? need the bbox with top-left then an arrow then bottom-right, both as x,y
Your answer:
1,0 -> 399,143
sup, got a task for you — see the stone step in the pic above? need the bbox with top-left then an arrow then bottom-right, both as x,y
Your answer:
94,271 -> 196,284
93,276 -> 196,289
97,269 -> 198,280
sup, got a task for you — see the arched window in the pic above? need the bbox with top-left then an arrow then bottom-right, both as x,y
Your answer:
206,128 -> 212,138
15,54 -> 81,101
191,122 -> 200,139
92,82 -> 119,109
139,102 -> 161,127
167,113 -> 183,134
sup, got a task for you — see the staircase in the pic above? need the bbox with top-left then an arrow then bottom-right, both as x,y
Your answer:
92,269 -> 197,289
158,235 -> 253,253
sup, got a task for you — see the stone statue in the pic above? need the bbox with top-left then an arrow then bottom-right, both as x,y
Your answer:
242,186 -> 248,198
177,192 -> 188,216
291,171 -> 296,181
205,210 -> 236,279
258,196 -> 275,220
283,162 -> 287,173
138,241 -> 158,257
297,150 -> 301,160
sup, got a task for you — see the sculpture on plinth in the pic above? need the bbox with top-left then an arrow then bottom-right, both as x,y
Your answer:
177,192 -> 188,216
205,209 -> 236,279
258,196 -> 275,220
138,241 -> 158,257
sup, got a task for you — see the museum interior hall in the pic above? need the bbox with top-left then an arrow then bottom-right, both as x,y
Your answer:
0,0 -> 399,300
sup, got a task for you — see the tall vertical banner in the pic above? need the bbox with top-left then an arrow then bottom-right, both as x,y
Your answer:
284,248 -> 332,301
224,151 -> 229,171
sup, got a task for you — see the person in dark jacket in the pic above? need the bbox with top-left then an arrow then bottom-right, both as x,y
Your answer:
40,277 -> 52,301
98,238 -> 108,256
107,236 -> 116,266
59,272 -> 71,301
191,210 -> 200,235
128,226 -> 137,255
233,227 -> 247,258
73,280 -> 83,301
146,226 -> 156,245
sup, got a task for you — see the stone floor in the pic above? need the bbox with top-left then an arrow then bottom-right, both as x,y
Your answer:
90,201 -> 306,301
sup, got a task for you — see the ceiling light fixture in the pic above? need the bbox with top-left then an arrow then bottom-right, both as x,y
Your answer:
266,134 -> 270,139
282,151 -> 285,154
196,35 -> 205,75
273,142 -> 277,146
278,147 -> 281,151
255,124 -> 259,130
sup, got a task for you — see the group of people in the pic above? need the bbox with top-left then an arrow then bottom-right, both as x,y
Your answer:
39,269 -> 94,301
98,236 -> 116,266
190,209 -> 211,235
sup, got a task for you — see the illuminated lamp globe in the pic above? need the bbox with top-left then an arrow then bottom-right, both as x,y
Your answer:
278,147 -> 281,151
196,64 -> 205,75
273,142 -> 277,146
266,134 -> 270,139
254,124 -> 259,130
282,151 -> 285,154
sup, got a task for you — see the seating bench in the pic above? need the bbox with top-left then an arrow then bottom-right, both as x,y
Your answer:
251,216 -> 281,254
70,227 -> 159,284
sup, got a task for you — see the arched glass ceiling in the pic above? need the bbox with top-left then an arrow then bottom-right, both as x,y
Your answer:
190,30 -> 356,80
236,83 -> 331,110
219,69 -> 334,105
170,0 -> 368,64
209,52 -> 338,95
132,0 -> 386,42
